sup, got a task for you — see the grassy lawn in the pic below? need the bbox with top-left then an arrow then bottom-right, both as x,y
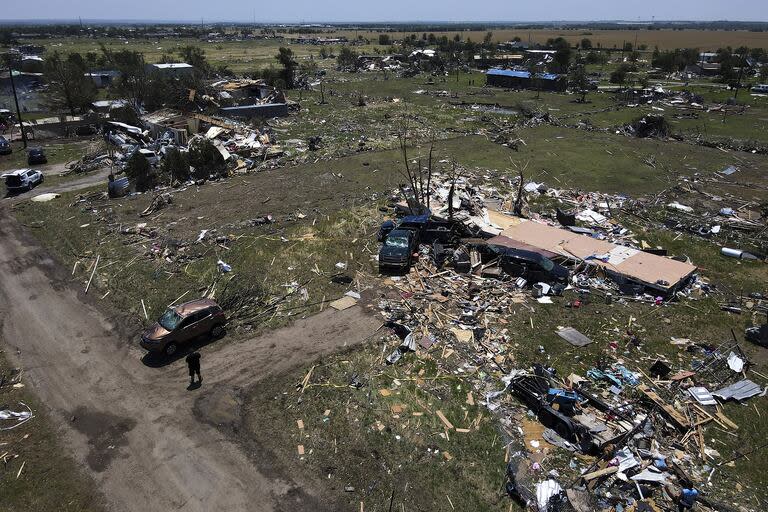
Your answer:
0,350 -> 105,511
250,342 -> 510,511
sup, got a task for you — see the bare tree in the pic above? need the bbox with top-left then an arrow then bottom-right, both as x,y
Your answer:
396,119 -> 436,215
510,160 -> 530,217
446,162 -> 465,221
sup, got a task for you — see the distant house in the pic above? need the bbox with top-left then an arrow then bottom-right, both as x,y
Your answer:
698,52 -> 718,63
486,68 -> 566,92
91,99 -> 129,114
684,63 -> 722,77
0,70 -> 43,92
144,63 -> 194,78
498,41 -> 530,51
85,70 -> 121,88
409,49 -> 437,61
474,54 -> 525,69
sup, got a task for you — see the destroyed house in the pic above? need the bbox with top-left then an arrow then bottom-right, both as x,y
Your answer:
485,69 -> 566,92
473,54 -> 525,69
684,63 -> 722,77
20,55 -> 44,73
211,79 -> 289,119
213,79 -> 285,105
495,217 -> 697,295
141,109 -> 199,145
219,103 -> 289,119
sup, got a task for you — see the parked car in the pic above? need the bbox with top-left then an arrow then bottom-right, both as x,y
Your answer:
0,136 -> 11,155
27,147 -> 47,165
750,84 -> 768,94
379,228 -> 419,271
140,299 -> 226,356
2,168 -> 44,194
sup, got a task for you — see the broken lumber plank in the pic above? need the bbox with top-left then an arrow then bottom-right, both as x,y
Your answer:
435,410 -> 454,430
692,404 -> 729,430
715,410 -> 738,430
300,365 -> 315,393
85,255 -> 100,294
638,384 -> 688,429
582,466 -> 618,482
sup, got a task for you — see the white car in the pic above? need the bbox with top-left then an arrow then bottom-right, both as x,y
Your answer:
2,168 -> 44,194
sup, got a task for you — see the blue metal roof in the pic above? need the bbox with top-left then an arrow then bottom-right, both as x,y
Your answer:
487,68 -> 561,81
400,211 -> 431,225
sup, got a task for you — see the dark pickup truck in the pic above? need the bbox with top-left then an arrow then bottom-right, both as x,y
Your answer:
378,212 -> 466,273
379,228 -> 419,272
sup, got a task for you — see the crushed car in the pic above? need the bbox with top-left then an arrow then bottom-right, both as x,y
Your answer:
508,365 -> 635,454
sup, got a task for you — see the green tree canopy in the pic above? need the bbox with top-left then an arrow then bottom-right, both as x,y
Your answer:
125,151 -> 156,192
44,51 -> 97,116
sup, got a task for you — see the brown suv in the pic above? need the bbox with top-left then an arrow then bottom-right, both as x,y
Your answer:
140,298 -> 226,356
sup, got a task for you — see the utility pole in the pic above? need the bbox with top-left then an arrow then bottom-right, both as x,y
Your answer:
733,54 -> 746,101
7,56 -> 28,149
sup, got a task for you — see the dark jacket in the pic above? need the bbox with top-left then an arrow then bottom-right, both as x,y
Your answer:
186,352 -> 201,370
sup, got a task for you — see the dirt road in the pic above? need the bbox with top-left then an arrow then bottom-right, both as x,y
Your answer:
0,205 -> 381,512
2,167 -> 112,202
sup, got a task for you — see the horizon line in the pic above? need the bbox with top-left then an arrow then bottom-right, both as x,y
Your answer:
2,18 -> 768,25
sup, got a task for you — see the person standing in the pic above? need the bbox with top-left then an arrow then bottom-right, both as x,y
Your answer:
186,351 -> 202,386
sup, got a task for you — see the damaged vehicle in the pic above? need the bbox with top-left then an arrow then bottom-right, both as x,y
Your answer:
509,365 -> 634,454
379,228 -> 419,272
471,241 -> 570,285
494,247 -> 569,284
140,299 -> 226,356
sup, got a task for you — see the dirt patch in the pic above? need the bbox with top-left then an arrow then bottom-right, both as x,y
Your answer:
187,305 -> 383,512
70,406 -> 137,473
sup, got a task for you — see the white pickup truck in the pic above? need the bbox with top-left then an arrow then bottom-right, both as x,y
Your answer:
2,168 -> 44,194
